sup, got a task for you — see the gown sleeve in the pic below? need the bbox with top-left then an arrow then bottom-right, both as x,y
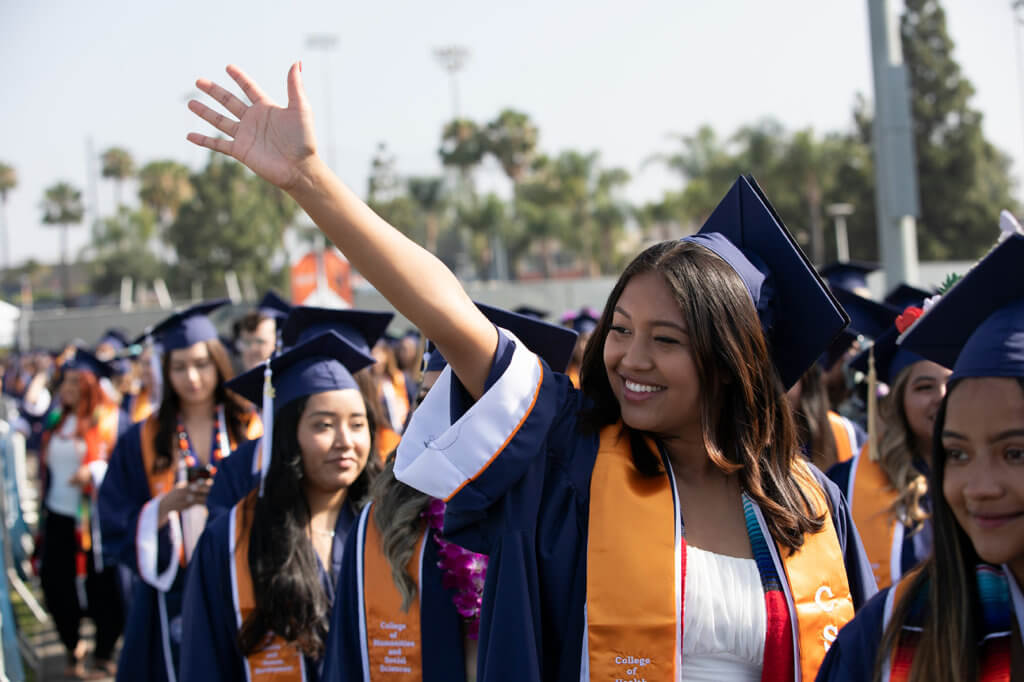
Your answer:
180,513 -> 247,682
826,459 -> 853,500
394,329 -> 587,552
815,586 -> 891,682
206,439 -> 258,524
97,422 -> 181,590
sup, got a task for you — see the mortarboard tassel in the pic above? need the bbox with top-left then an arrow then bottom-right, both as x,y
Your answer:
258,359 -> 274,497
867,347 -> 879,461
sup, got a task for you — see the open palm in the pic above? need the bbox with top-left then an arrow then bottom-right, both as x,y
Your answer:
187,63 -> 317,190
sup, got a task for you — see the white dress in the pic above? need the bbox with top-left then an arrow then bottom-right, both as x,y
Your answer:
681,544 -> 766,681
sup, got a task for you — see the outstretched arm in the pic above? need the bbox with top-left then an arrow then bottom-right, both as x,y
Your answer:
187,62 -> 496,398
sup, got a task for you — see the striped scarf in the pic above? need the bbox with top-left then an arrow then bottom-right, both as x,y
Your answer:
889,564 -> 1011,681
743,495 -> 795,682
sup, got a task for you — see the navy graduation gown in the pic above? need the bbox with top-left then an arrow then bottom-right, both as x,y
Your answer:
179,499 -> 355,682
828,458 -> 933,580
205,438 -> 259,523
97,421 -> 185,682
814,586 -> 890,682
320,516 -> 468,681
395,331 -> 878,682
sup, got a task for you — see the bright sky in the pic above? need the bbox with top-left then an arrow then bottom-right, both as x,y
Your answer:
2,0 -> 1021,268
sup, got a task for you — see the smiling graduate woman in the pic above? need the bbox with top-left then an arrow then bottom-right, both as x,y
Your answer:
186,62 -> 875,682
818,233 -> 1024,682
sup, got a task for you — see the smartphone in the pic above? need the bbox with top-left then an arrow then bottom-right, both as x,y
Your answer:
186,464 -> 215,483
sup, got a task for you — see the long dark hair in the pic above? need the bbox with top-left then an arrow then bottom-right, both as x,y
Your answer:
873,376 -> 1024,682
579,240 -> 823,552
791,364 -> 839,471
152,339 -> 249,473
237,391 -> 382,659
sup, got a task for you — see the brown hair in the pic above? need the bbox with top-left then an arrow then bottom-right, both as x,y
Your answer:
579,240 -> 823,552
875,364 -> 929,534
873,378 -> 1024,681
371,456 -> 430,611
791,364 -> 840,471
237,310 -> 273,334
152,339 -> 250,474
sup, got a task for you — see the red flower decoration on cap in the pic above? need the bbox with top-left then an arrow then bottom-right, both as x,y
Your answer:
895,306 -> 924,334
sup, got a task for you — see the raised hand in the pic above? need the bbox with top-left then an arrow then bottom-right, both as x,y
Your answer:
187,63 -> 317,191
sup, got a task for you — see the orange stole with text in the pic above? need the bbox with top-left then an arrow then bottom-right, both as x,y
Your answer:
586,423 -> 854,681
362,510 -> 426,680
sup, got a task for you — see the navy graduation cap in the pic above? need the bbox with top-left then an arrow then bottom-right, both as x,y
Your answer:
900,233 -> 1024,382
425,302 -> 579,374
820,330 -> 858,371
850,325 -> 923,386
280,307 -> 395,355
831,287 -> 900,340
820,261 -> 878,293
97,329 -> 130,352
513,305 -> 549,320
884,283 -> 933,310
226,330 -> 377,495
560,307 -> 600,335
682,176 -> 849,389
257,291 -> 292,320
140,299 -> 229,352
64,348 -> 114,380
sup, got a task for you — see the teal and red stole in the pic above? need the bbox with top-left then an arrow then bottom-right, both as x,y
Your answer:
884,564 -> 1013,681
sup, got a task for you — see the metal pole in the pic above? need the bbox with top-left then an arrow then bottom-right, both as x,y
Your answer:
867,0 -> 921,288
1012,2 -> 1024,164
306,34 -> 340,298
827,202 -> 854,263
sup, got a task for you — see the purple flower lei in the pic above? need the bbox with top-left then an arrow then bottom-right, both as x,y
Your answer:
421,498 -> 488,639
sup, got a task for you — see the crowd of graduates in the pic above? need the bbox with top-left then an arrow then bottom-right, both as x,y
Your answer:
0,60 -> 1021,681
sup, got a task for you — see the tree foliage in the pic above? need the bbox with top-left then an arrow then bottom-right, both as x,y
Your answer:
85,206 -> 165,295
101,146 -> 136,208
138,160 -> 195,228
41,181 -> 85,302
166,155 -> 297,295
895,0 -> 1017,259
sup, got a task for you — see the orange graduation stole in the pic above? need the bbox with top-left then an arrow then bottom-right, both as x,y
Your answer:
586,424 -> 854,682
827,411 -> 855,464
357,503 -> 426,680
848,446 -> 903,590
229,493 -> 307,681
95,402 -> 121,454
132,388 -> 155,424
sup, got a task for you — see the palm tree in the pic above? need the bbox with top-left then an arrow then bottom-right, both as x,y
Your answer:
101,147 -> 135,209
439,119 -> 485,194
484,109 -> 539,185
138,160 -> 194,229
41,181 -> 85,304
483,109 -> 538,280
407,176 -> 445,255
0,162 -> 16,281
